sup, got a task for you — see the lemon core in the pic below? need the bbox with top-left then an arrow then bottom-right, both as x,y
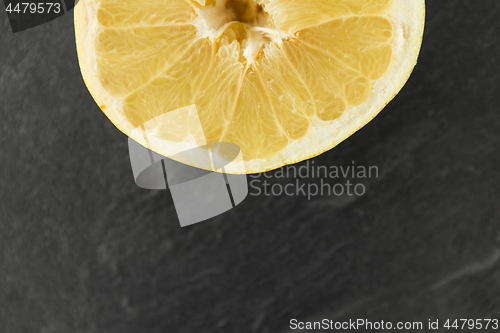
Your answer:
193,0 -> 293,67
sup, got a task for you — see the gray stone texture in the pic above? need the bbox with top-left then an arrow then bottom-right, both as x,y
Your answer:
1,1 -> 500,332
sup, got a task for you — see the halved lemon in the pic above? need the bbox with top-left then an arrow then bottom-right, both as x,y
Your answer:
75,0 -> 425,173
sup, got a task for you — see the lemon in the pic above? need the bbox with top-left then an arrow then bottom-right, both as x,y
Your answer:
75,0 -> 425,173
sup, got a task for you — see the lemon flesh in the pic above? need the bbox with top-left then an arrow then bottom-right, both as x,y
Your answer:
75,0 -> 425,173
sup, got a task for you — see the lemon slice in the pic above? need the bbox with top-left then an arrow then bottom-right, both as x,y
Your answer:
75,0 -> 425,173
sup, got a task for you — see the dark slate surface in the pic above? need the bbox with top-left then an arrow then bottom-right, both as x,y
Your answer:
1,1 -> 500,332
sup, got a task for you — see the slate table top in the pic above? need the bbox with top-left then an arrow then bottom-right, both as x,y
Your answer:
1,1 -> 500,332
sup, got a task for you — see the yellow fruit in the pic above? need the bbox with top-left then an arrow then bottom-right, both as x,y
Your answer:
75,0 -> 425,173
